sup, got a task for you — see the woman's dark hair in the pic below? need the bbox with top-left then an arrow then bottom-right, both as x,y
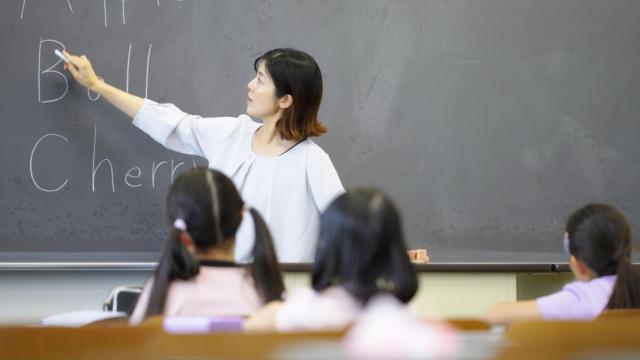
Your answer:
566,203 -> 640,310
254,48 -> 326,141
141,167 -> 284,319
311,188 -> 418,305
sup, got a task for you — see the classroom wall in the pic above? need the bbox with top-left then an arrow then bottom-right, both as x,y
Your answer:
517,272 -> 574,300
0,271 -> 148,324
0,271 -> 573,324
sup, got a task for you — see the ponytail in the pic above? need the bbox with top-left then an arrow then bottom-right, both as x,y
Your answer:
248,208 -> 285,302
143,228 -> 200,319
138,168 -> 283,320
565,204 -> 640,310
606,256 -> 640,309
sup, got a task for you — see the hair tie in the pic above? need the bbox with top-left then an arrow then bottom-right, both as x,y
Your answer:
243,204 -> 253,212
173,218 -> 187,231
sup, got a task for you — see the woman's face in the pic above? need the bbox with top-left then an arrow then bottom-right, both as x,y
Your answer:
246,61 -> 281,120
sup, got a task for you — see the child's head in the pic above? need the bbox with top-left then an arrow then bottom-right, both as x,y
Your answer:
565,204 -> 631,277
565,203 -> 640,309
166,167 -> 243,254
143,167 -> 284,319
311,188 -> 418,305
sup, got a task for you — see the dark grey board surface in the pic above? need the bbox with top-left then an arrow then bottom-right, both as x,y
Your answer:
1,1 -> 639,263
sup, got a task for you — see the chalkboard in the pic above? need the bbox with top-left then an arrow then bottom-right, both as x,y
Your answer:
1,0 -> 639,263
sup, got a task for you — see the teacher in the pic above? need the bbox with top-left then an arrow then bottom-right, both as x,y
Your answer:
62,48 -> 345,263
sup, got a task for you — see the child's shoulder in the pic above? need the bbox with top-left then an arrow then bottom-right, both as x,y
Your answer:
562,275 -> 617,294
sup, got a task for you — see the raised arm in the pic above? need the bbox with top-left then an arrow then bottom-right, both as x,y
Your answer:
63,50 -> 144,118
62,50 -> 247,161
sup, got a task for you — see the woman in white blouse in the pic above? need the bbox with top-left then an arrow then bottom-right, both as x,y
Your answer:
62,48 -> 344,262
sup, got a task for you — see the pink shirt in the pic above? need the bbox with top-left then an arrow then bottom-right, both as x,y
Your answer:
276,286 -> 363,332
130,265 -> 263,325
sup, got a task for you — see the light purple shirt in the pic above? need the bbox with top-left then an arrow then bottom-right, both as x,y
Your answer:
536,275 -> 617,320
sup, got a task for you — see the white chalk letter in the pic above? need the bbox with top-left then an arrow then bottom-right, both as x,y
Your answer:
124,167 -> 142,188
151,161 -> 167,188
91,125 -> 115,192
29,133 -> 69,192
38,38 -> 68,103
170,159 -> 185,183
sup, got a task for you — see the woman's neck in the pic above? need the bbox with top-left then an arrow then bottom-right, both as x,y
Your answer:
256,116 -> 284,145
253,115 -> 297,156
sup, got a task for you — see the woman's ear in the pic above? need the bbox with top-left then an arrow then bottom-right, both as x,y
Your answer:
278,94 -> 293,109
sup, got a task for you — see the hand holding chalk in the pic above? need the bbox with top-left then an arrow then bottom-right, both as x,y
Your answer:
54,49 -> 70,63
59,49 -> 102,91
55,49 -> 144,118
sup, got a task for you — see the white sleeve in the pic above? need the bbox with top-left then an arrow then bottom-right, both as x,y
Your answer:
276,288 -> 361,332
275,289 -> 316,332
132,99 -> 243,158
128,278 -> 154,326
306,147 -> 345,212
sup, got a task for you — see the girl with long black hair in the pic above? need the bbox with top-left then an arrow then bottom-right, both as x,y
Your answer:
486,203 -> 640,325
129,167 -> 284,325
246,188 -> 419,331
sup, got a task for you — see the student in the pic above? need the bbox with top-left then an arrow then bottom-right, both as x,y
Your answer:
62,48 -> 344,262
245,188 -> 419,332
486,203 -> 640,325
129,167 -> 284,325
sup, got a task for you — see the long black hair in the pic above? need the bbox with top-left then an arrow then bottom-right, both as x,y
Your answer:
311,188 -> 418,305
142,167 -> 284,319
566,203 -> 640,309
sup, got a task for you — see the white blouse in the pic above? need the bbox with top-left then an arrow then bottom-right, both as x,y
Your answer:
132,99 -> 344,262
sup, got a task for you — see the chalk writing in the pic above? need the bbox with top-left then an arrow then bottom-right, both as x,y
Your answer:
37,39 -> 152,102
38,38 -> 68,103
29,133 -> 69,192
29,126 -> 198,193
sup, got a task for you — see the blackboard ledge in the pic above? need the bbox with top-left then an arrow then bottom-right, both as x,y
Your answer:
2,262 -> 637,273
0,262 -> 157,271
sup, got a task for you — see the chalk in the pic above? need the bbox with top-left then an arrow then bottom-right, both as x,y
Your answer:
54,49 -> 70,63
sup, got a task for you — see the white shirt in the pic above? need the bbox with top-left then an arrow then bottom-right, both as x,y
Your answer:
276,286 -> 363,332
132,99 -> 344,262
